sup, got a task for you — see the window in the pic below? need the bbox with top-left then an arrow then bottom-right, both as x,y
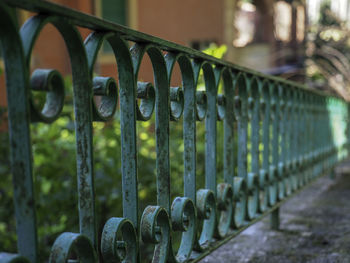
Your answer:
101,0 -> 127,26
97,0 -> 127,53
274,1 -> 292,42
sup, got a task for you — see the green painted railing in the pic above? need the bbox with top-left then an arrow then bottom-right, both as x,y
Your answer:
0,1 -> 349,262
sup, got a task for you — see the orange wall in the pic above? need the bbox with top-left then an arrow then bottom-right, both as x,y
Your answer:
103,0 -> 225,85
138,0 -> 224,45
6,0 -> 224,81
30,0 -> 94,75
0,0 -> 225,115
0,0 -> 95,130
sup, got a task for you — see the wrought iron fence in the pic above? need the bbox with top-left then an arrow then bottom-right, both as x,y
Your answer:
0,1 -> 349,262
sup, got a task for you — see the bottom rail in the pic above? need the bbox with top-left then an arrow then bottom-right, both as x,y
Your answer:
190,163 -> 341,262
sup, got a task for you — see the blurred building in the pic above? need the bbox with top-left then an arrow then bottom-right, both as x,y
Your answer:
308,0 -> 350,25
228,0 -> 307,81
0,0 -> 225,130
0,0 -> 310,129
16,0 -> 225,81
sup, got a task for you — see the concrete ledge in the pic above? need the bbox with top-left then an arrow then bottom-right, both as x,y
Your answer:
200,160 -> 350,263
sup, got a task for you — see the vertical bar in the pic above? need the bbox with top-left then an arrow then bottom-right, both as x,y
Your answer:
74,89 -> 96,246
290,90 -> 298,190
248,79 -> 260,217
177,55 -> 197,203
237,76 -> 248,180
152,51 -> 171,211
271,86 -> 279,172
54,21 -> 99,248
270,208 -> 280,230
322,98 -> 327,171
250,80 -> 260,175
310,96 -> 315,178
280,87 -> 290,195
1,5 -> 38,260
285,91 -> 292,178
222,70 -> 235,185
262,81 -> 274,206
270,83 -> 280,229
279,89 -> 286,173
305,94 -> 311,181
314,96 -> 320,177
327,98 -> 332,169
132,45 -> 171,214
348,104 -> 350,153
109,35 -> 139,230
299,93 -> 306,186
66,45 -> 97,248
204,65 -> 217,193
262,83 -> 270,181
313,97 -> 318,176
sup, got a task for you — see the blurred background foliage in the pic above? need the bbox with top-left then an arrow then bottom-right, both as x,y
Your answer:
1,0 -> 350,260
306,1 -> 350,99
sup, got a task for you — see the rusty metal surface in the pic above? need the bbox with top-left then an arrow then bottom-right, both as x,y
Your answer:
0,1 -> 349,262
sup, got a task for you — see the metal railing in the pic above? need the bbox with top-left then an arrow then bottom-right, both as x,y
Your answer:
0,1 -> 349,262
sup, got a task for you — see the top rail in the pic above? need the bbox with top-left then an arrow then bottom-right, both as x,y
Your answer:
0,0 -> 339,97
0,1 -> 349,263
